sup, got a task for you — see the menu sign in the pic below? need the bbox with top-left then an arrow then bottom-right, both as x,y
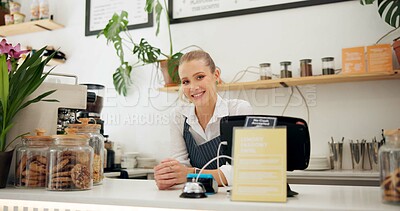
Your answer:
231,127 -> 287,202
85,0 -> 152,36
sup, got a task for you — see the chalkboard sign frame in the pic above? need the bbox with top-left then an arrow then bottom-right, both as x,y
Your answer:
169,0 -> 351,24
85,0 -> 153,36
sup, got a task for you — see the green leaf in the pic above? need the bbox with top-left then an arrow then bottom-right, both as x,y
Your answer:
0,55 -> 9,116
377,0 -> 400,28
113,63 -> 132,96
154,1 -> 163,36
133,38 -> 161,64
360,0 -> 376,5
168,52 -> 183,84
98,11 -> 128,43
145,0 -> 154,13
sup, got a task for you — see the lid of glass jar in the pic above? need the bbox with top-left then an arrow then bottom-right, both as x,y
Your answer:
259,63 -> 271,67
300,59 -> 312,63
22,128 -> 53,142
321,57 -> 334,62
67,118 -> 101,130
384,128 -> 400,137
280,61 -> 291,65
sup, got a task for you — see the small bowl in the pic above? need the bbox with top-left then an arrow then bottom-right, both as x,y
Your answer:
4,14 -> 14,25
9,2 -> 21,14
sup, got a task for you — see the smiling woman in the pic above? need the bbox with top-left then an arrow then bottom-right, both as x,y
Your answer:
153,50 -> 253,190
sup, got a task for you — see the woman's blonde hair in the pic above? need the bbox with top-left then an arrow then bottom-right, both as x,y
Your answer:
178,50 -> 217,103
179,50 -> 216,73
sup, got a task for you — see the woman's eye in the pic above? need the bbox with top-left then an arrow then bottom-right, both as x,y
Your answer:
182,80 -> 189,85
196,75 -> 205,80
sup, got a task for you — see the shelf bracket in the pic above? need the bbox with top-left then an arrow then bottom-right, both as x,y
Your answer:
279,82 -> 289,87
34,24 -> 52,31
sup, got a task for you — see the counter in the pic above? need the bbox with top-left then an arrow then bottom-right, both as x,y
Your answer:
0,178 -> 397,211
287,170 -> 379,186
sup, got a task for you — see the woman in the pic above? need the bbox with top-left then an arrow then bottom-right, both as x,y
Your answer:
154,50 -> 253,190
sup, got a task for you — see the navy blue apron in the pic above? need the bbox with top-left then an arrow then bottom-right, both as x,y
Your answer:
183,118 -> 227,169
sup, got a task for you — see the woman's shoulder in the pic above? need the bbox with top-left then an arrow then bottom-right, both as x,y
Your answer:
223,98 -> 253,115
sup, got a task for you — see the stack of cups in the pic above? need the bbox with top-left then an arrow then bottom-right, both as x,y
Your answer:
328,138 -> 343,170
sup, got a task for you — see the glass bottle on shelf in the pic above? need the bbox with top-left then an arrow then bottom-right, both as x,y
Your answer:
300,59 -> 313,77
15,129 -> 53,188
30,0 -> 39,21
322,57 -> 335,75
39,0 -> 49,19
379,129 -> 400,204
259,63 -> 272,80
67,118 -> 104,185
280,61 -> 292,78
47,133 -> 93,191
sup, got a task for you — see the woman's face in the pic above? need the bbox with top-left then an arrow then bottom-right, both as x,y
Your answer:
179,59 -> 219,107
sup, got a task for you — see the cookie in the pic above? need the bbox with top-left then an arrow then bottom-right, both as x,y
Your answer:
70,164 -> 91,189
28,160 -> 47,174
16,154 -> 27,176
51,171 -> 71,178
52,158 -> 70,173
51,176 -> 72,183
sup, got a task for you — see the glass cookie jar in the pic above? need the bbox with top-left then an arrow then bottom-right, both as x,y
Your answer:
15,129 -> 53,188
67,118 -> 105,185
47,134 -> 93,191
380,129 -> 400,204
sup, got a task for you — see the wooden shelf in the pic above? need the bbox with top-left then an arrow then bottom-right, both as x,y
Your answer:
158,71 -> 400,92
0,19 -> 64,37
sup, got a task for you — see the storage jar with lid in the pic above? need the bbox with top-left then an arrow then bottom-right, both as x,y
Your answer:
322,57 -> 335,75
379,129 -> 400,204
259,63 -> 272,80
67,118 -> 104,184
280,61 -> 292,78
47,134 -> 93,191
15,129 -> 53,188
300,59 -> 312,77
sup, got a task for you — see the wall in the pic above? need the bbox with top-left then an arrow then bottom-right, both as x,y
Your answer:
8,0 -> 400,169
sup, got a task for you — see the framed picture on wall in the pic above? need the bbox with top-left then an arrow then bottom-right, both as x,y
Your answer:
169,0 -> 352,24
85,0 -> 153,36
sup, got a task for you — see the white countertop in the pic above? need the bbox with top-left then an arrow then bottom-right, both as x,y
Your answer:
0,178 -> 397,211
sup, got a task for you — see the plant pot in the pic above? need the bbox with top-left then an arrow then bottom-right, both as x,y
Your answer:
393,39 -> 400,65
0,149 -> 14,188
159,60 -> 179,87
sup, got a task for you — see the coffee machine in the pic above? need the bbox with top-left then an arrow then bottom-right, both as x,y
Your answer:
77,84 -> 105,135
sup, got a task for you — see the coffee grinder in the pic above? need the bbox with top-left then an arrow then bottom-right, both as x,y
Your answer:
78,84 -> 105,135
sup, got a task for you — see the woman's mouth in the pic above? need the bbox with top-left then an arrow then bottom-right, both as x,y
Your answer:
191,91 -> 205,99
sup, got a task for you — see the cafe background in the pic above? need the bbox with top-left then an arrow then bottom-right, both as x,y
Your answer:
6,0 -> 400,170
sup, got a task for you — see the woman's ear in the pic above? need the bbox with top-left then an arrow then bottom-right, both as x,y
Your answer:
214,68 -> 221,82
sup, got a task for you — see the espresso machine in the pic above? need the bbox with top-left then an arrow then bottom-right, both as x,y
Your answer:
77,84 -> 105,135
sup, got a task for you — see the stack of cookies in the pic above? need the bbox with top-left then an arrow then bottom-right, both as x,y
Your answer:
47,150 -> 92,190
381,167 -> 400,203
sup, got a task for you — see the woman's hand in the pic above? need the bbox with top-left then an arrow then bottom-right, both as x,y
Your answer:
153,158 -> 190,190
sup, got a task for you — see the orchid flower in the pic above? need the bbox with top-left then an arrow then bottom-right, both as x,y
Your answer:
0,39 -> 30,72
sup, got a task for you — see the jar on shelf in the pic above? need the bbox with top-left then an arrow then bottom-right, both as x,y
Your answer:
280,61 -> 292,78
379,129 -> 400,204
47,134 -> 93,191
259,63 -> 272,80
15,129 -> 53,188
67,118 -> 104,185
322,57 -> 335,75
300,59 -> 312,77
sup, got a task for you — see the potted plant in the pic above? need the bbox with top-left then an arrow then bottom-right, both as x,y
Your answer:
98,0 -> 198,96
361,0 -> 400,64
0,39 -> 58,188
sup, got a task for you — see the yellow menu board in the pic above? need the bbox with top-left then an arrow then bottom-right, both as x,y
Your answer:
231,127 -> 287,202
342,46 -> 366,74
367,44 -> 393,73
